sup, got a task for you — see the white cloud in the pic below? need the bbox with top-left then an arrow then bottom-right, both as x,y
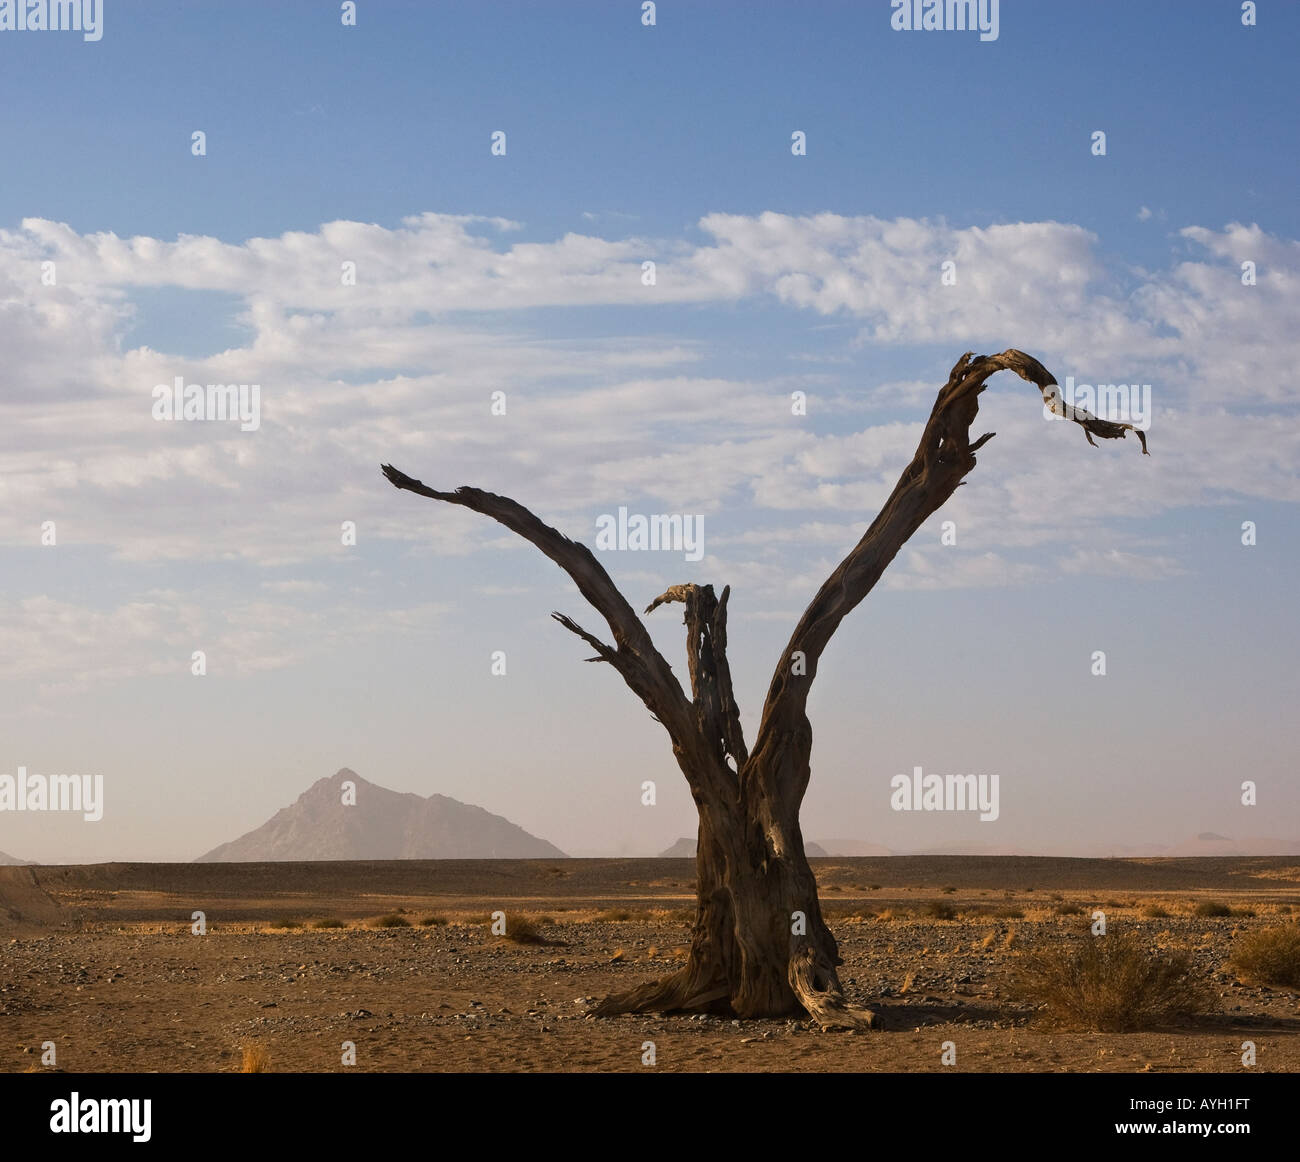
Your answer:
2,210 -> 1298,692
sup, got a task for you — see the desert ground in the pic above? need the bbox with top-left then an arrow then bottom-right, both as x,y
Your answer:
2,856 -> 1298,1073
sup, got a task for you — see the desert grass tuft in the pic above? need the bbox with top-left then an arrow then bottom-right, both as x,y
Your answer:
240,1044 -> 271,1073
1228,925 -> 1300,988
1013,931 -> 1212,1031
502,914 -> 549,945
370,913 -> 412,928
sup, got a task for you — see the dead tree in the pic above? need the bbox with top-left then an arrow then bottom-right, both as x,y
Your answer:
382,349 -> 1147,1030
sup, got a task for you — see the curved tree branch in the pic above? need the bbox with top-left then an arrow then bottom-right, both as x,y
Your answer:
749,348 -> 1148,769
379,466 -> 698,751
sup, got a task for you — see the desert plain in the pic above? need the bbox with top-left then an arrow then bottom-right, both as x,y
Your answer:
2,856 -> 1298,1073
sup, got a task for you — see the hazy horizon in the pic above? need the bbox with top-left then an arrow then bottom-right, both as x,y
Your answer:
3,764 -> 1298,866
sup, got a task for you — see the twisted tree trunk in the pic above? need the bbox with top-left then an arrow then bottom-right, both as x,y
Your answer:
382,349 -> 1145,1030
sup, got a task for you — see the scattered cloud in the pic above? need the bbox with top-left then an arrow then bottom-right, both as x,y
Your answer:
3,211 -> 1297,692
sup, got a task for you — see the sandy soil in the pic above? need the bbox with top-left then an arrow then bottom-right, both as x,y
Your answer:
2,857 -> 1298,1072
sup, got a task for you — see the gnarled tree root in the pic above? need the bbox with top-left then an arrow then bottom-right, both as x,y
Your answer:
591,958 -> 884,1031
789,946 -> 883,1031
590,966 -> 731,1018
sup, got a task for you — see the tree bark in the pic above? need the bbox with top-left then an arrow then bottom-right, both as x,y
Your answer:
382,349 -> 1146,1031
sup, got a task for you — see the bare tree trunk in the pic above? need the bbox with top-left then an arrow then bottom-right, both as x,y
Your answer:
382,349 -> 1145,1031
594,700 -> 854,1020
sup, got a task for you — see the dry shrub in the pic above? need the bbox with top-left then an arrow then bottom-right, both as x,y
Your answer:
370,913 -> 411,928
312,918 -> 346,929
1141,905 -> 1169,919
924,901 -> 956,920
1193,901 -> 1231,918
596,908 -> 633,922
1229,925 -> 1300,988
1014,931 -> 1212,1031
418,915 -> 447,927
503,914 -> 549,944
240,1045 -> 270,1073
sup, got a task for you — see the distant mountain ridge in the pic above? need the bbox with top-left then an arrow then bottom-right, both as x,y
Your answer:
0,850 -> 29,865
196,769 -> 565,861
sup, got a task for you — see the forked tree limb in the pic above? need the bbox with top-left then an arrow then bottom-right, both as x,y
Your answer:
382,348 -> 1145,1032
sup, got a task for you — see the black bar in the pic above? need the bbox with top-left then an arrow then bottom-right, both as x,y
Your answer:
4,1071 -> 1290,1147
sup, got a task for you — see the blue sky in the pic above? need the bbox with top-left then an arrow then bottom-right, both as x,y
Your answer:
1,1 -> 1297,861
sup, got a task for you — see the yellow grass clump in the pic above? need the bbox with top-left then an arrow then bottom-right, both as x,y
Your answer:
240,1044 -> 270,1073
1013,931 -> 1212,1031
1229,924 -> 1300,988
